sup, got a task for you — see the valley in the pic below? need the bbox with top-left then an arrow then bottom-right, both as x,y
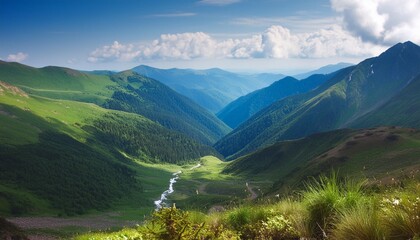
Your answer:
1,42 -> 420,239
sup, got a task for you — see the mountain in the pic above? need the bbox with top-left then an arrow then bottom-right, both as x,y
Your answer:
215,41 -> 420,159
0,61 -> 230,145
104,71 -> 231,145
351,73 -> 420,129
223,127 -> 420,192
132,65 -> 283,112
293,62 -> 354,80
217,74 -> 329,129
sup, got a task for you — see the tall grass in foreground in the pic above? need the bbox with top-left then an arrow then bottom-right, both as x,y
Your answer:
332,202 -> 384,240
302,172 -> 366,238
75,174 -> 420,240
382,193 -> 420,239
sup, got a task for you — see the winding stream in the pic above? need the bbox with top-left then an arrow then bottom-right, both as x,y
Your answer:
154,163 -> 202,209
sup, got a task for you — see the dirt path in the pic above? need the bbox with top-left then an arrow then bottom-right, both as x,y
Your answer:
246,182 -> 258,200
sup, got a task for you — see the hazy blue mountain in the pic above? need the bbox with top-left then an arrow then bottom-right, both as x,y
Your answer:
294,62 -> 354,79
217,74 -> 329,129
132,65 -> 283,112
215,41 -> 420,159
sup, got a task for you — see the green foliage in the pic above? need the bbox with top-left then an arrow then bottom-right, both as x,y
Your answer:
144,206 -> 240,240
89,112 -> 217,164
0,131 -> 138,215
256,215 -> 299,240
147,206 -> 204,239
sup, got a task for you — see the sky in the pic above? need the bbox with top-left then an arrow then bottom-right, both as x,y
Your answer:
1,0 -> 419,74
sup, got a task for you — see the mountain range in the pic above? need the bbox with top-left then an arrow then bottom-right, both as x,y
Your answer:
1,41 -> 420,219
215,41 -> 420,159
217,74 -> 330,128
132,65 -> 285,113
0,62 -> 230,145
293,62 -> 354,79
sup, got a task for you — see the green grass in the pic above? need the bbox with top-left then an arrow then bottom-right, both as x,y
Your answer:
0,83 -> 225,217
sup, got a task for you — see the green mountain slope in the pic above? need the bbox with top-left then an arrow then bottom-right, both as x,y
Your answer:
104,71 -> 231,145
0,62 -> 230,145
215,41 -> 420,159
0,60 -> 116,105
352,73 -> 420,129
0,82 -> 217,216
224,127 -> 420,192
217,74 -> 329,129
133,65 -> 284,112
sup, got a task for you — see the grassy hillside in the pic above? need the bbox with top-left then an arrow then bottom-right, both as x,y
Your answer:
0,62 -> 230,145
224,127 -> 420,193
104,71 -> 231,145
352,74 -> 420,129
217,74 -> 329,129
215,41 -> 420,159
0,60 -> 116,105
0,82 -> 218,216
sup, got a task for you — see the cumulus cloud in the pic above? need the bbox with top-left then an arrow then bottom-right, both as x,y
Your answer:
331,0 -> 420,44
88,25 -> 383,63
6,52 -> 28,62
198,0 -> 240,6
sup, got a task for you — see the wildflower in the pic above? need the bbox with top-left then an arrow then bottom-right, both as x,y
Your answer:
392,198 -> 400,206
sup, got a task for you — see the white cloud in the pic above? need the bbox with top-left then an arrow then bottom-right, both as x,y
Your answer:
6,52 -> 28,62
88,25 -> 384,63
331,0 -> 420,44
198,0 -> 240,6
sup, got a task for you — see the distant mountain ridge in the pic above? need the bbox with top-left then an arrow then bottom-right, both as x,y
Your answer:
217,74 -> 330,129
215,41 -> 420,159
133,65 -> 284,112
293,62 -> 354,79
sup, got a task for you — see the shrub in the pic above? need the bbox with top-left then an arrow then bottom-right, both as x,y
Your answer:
272,199 -> 311,238
332,202 -> 384,240
256,215 -> 299,240
302,172 -> 366,238
144,205 -> 240,240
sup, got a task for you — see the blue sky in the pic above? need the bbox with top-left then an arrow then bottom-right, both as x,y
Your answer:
1,0 -> 419,73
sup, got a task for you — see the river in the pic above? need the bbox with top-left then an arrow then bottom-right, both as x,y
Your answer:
154,163 -> 202,209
